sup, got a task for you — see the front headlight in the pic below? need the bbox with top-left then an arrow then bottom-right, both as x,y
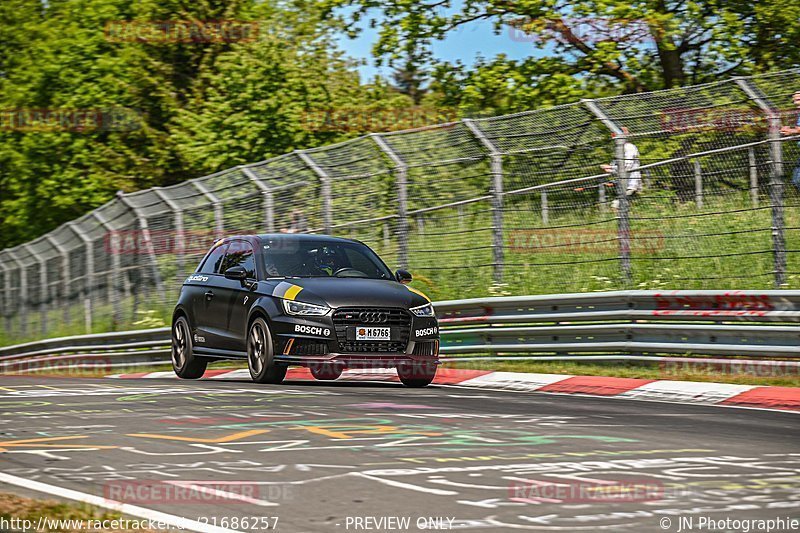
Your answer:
282,299 -> 331,316
410,303 -> 435,317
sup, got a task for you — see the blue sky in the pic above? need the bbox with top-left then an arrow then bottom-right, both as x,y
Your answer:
335,10 -> 540,81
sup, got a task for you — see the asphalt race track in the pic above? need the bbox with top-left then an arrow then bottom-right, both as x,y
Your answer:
0,374 -> 798,533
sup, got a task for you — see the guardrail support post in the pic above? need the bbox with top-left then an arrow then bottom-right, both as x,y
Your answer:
45,235 -> 71,327
371,134 -> 410,270
297,151 -> 333,235
736,78 -> 786,287
463,119 -> 505,282
694,160 -> 703,208
240,166 -> 275,233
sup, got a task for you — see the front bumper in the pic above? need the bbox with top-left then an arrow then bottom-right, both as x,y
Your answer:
274,350 -> 439,369
270,307 -> 439,367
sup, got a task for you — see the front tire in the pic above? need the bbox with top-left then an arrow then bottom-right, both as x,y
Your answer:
248,317 -> 287,384
172,316 -> 207,379
397,361 -> 437,388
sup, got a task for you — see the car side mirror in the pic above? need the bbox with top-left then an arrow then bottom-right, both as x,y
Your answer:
224,265 -> 248,282
395,269 -> 412,285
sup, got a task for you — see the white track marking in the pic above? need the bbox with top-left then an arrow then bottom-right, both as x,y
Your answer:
0,472 -> 241,533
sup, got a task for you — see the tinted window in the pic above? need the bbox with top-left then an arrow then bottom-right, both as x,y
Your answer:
199,243 -> 228,274
223,241 -> 256,279
261,238 -> 392,279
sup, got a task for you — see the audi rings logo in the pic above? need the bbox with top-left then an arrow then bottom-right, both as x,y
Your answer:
359,311 -> 389,323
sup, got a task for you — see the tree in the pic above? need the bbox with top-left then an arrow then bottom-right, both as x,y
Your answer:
333,0 -> 799,92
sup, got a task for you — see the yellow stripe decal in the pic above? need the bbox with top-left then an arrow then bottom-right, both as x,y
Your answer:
406,286 -> 430,302
283,285 -> 303,301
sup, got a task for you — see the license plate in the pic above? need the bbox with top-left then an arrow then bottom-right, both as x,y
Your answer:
355,326 -> 391,341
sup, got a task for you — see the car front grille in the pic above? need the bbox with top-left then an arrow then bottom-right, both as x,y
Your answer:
333,307 -> 411,354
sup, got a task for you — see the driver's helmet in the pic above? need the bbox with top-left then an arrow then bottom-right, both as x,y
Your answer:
314,247 -> 337,275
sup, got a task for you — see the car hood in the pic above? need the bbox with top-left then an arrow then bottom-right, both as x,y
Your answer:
267,278 -> 430,309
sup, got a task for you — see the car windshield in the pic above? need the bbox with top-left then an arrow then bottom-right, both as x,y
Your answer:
261,238 -> 393,280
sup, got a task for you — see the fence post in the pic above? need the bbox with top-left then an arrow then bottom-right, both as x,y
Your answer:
191,181 -> 224,239
736,78 -> 786,287
7,248 -> 28,337
541,190 -> 549,225
45,234 -> 71,327
614,135 -> 633,282
240,166 -> 275,233
296,151 -> 332,234
22,244 -> 47,338
92,211 -> 122,329
152,188 -> 186,287
67,222 -> 93,333
599,183 -> 607,212
0,260 -> 10,336
748,147 -> 759,207
463,119 -> 505,282
693,159 -> 703,208
115,193 -> 166,305
371,134 -> 409,270
583,99 -> 631,283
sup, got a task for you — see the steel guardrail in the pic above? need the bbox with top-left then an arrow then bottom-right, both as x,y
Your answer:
1,290 -> 799,373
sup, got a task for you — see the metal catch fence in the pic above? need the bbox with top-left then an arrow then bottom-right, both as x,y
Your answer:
1,69 -> 800,344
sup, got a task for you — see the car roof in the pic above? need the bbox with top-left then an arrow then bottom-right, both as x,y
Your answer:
220,233 -> 362,245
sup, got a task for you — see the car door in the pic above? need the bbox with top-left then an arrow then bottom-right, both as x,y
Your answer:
219,239 -> 258,353
191,242 -> 228,349
203,239 -> 257,353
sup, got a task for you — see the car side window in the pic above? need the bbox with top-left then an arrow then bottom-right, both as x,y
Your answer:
223,241 -> 257,279
198,243 -> 229,274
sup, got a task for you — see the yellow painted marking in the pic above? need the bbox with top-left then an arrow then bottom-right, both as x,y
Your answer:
128,429 -> 270,443
0,435 -> 117,452
296,425 -> 441,440
283,285 -> 303,300
406,286 -> 430,302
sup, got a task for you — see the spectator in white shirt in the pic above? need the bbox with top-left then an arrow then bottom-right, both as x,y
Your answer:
601,127 -> 642,208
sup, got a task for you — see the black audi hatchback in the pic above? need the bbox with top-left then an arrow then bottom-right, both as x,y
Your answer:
171,234 -> 440,387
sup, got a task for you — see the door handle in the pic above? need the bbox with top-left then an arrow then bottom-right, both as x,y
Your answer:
204,290 -> 214,300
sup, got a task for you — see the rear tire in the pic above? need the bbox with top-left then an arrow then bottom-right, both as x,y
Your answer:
172,316 -> 207,379
248,317 -> 287,384
310,363 -> 343,381
397,361 -> 437,388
